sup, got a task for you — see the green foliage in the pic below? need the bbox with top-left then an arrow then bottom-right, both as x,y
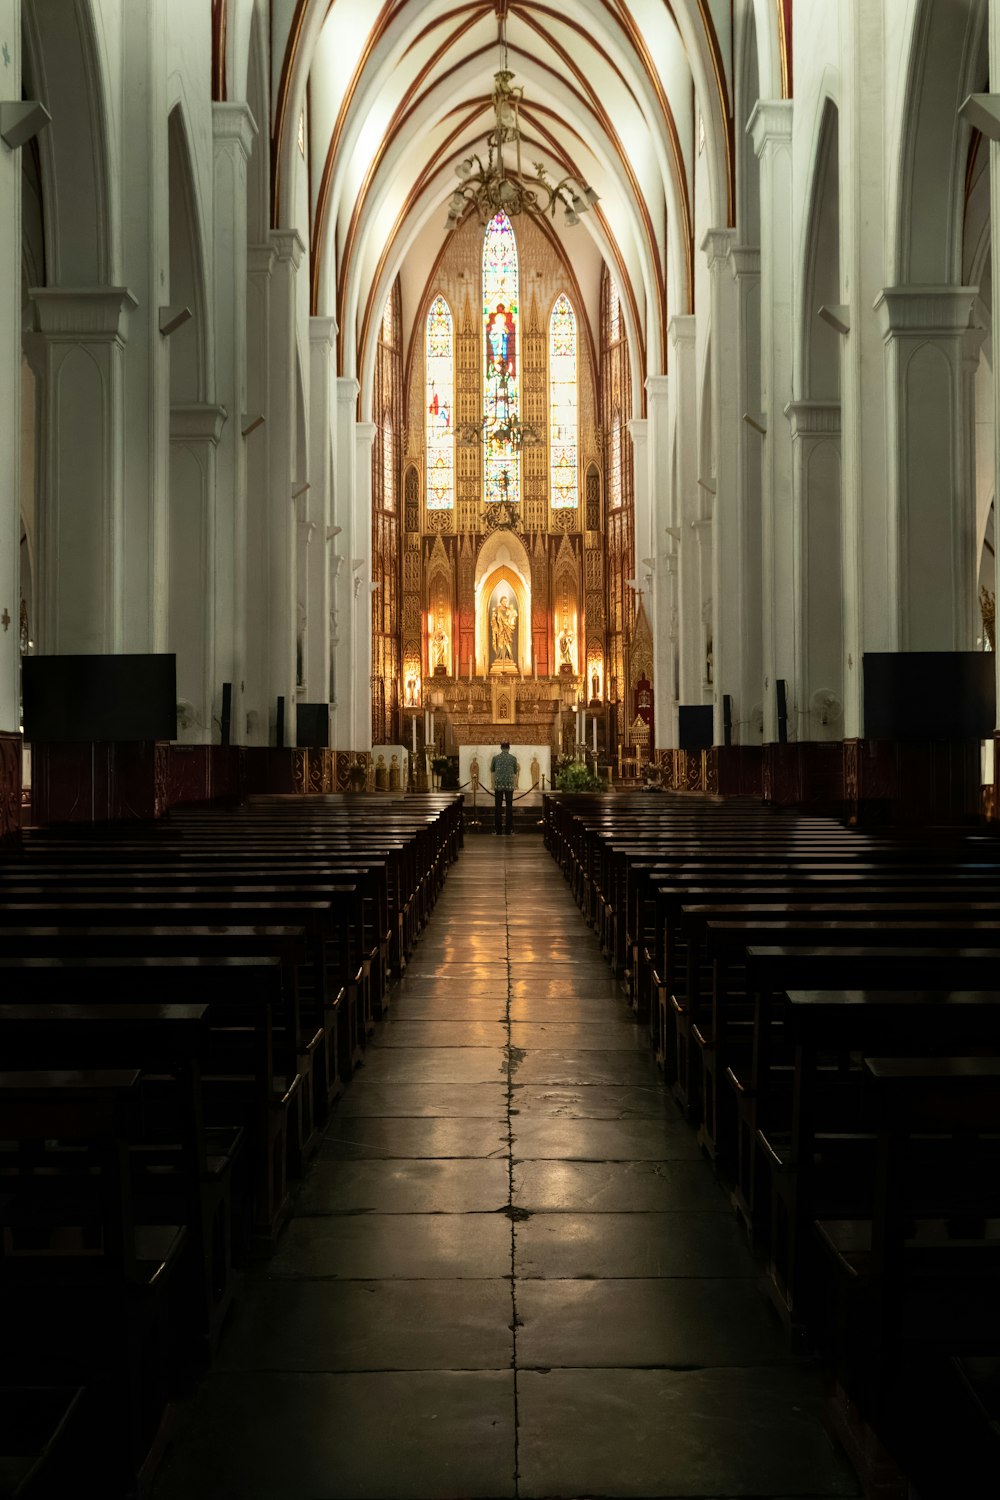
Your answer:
555,758 -> 604,792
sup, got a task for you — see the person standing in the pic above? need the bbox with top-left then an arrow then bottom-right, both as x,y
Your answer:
491,741 -> 518,835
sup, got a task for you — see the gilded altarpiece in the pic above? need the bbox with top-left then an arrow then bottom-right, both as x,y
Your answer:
389,212 -> 630,755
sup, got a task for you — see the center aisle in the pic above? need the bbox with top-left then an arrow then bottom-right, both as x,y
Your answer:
153,836 -> 859,1500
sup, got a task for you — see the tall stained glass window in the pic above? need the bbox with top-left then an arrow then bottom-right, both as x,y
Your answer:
425,294 -> 454,510
482,210 -> 519,505
549,293 -> 578,508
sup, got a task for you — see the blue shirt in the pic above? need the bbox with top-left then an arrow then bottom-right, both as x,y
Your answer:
491,750 -> 518,791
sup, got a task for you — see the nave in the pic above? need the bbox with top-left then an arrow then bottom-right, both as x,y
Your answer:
151,835 -> 858,1500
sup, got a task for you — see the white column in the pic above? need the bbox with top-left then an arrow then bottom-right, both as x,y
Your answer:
840,0 -> 887,737
168,402 -> 227,742
0,0 -> 22,733
27,288 -> 137,654
244,243 -> 274,743
352,421 -> 377,751
669,315 -> 703,711
875,287 -> 980,651
330,376 -> 358,748
306,315 -> 336,704
729,244 -> 764,743
992,7 -> 1000,734
749,99 -> 795,741
646,375 -> 674,748
266,228 -> 304,747
702,229 -> 738,742
212,102 -> 257,742
784,401 -> 843,740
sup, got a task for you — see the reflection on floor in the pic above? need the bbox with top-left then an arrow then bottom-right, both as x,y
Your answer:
152,836 -> 860,1500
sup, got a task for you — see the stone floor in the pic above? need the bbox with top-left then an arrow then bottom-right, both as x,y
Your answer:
152,835 -> 860,1500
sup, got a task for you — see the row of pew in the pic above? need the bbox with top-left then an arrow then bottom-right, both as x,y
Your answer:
0,792 -> 463,1497
544,789 -> 1000,1492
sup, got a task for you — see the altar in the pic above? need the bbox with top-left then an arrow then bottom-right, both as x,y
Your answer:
459,743 -> 551,793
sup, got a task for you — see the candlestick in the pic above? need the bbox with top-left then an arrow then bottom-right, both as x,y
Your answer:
592,716 -> 597,754
412,715 -> 417,754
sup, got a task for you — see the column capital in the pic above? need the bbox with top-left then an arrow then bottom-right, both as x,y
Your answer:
668,314 -> 696,349
748,99 -> 793,158
701,226 -> 736,270
212,101 -> 258,157
627,416 -> 648,448
29,286 -> 138,342
355,421 -> 377,454
783,399 -> 841,440
728,245 -> 761,280
270,228 -> 306,270
874,285 -> 979,341
336,376 -> 360,409
248,243 -> 276,277
645,373 -> 669,404
310,314 -> 338,347
170,402 -> 228,444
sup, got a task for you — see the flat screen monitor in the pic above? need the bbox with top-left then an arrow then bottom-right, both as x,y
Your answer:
678,704 -> 714,751
296,703 -> 330,748
863,651 -> 995,741
22,654 -> 177,743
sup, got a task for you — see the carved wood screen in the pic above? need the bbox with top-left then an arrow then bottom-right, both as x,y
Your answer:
372,279 -> 403,745
600,265 -> 634,737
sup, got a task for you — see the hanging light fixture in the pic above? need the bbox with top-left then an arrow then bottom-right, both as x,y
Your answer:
445,20 -> 599,232
457,365 -> 542,454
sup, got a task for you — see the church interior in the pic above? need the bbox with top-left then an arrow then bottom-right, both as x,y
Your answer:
2,0 -> 1000,1496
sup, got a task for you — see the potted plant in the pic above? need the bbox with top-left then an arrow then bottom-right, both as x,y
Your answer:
554,756 -> 605,792
347,759 -> 368,792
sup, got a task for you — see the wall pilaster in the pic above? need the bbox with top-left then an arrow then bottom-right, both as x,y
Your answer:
0,0 -> 22,740
645,375 -> 673,748
875,286 -> 981,652
26,287 -> 137,655
168,401 -> 227,742
267,228 -> 304,747
749,99 -> 795,742
306,315 -> 336,705
784,400 -> 843,740
729,243 -> 764,744
668,316 -> 703,718
330,377 -> 358,749
353,421 -> 377,750
212,102 -> 257,743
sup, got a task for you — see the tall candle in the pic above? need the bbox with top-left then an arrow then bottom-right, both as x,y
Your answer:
592,716 -> 597,754
412,715 -> 417,754
468,657 -> 472,683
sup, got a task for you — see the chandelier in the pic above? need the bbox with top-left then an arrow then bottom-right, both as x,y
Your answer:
457,366 -> 542,453
445,23 -> 599,232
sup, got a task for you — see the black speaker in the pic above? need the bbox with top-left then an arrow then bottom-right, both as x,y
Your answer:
776,679 -> 788,744
275,695 -> 285,750
296,703 -> 329,748
678,705 -> 714,751
722,694 -> 733,747
863,652 -> 996,741
220,682 -> 232,747
22,654 -> 177,742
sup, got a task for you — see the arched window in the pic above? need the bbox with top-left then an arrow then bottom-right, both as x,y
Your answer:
549,293 -> 578,508
425,294 -> 454,510
482,210 -> 519,505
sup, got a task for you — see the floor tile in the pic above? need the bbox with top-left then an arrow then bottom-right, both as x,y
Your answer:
320,1116 -> 508,1160
509,1021 -> 649,1052
516,1277 -> 789,1368
336,1081 -> 508,1118
152,1371 -> 516,1499
512,1158 -> 731,1212
509,1049 -> 656,1087
516,1366 -> 858,1498
296,1156 -> 510,1215
269,1211 -> 512,1279
512,1115 -> 702,1160
514,1210 -> 755,1279
217,1277 -> 514,1372
371,1019 -> 508,1048
357,1046 -> 508,1085
511,1082 -> 674,1119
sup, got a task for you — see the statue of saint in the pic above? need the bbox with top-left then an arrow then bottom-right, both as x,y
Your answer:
432,619 -> 448,672
591,670 -> 599,702
470,756 -> 480,790
558,626 -> 574,667
405,676 -> 418,707
491,593 -> 517,662
388,753 -> 400,790
530,754 -> 540,789
374,753 -> 387,791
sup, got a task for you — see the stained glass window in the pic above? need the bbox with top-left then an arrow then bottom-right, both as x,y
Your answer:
549,293 -> 578,509
610,414 -> 622,509
382,418 -> 395,512
608,274 -> 621,345
482,210 -> 519,505
425,294 -> 454,511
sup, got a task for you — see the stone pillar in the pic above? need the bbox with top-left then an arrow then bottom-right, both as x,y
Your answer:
306,315 -> 336,703
784,401 -> 843,740
702,229 -> 737,743
0,0 -> 23,831
266,228 -> 305,747
244,242 -> 274,743
646,376 -> 674,748
330,376 -> 358,749
668,316 -> 703,712
749,100 -> 795,741
168,402 -> 227,742
875,287 -> 981,651
352,421 -> 377,751
729,244 -> 764,744
212,102 -> 257,742
991,7 -> 1000,756
27,288 -> 137,654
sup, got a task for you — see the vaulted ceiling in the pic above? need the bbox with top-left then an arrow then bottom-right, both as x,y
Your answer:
266,1 -> 744,400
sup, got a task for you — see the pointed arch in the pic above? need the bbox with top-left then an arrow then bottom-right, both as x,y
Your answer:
425,292 -> 455,511
549,292 -> 578,510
